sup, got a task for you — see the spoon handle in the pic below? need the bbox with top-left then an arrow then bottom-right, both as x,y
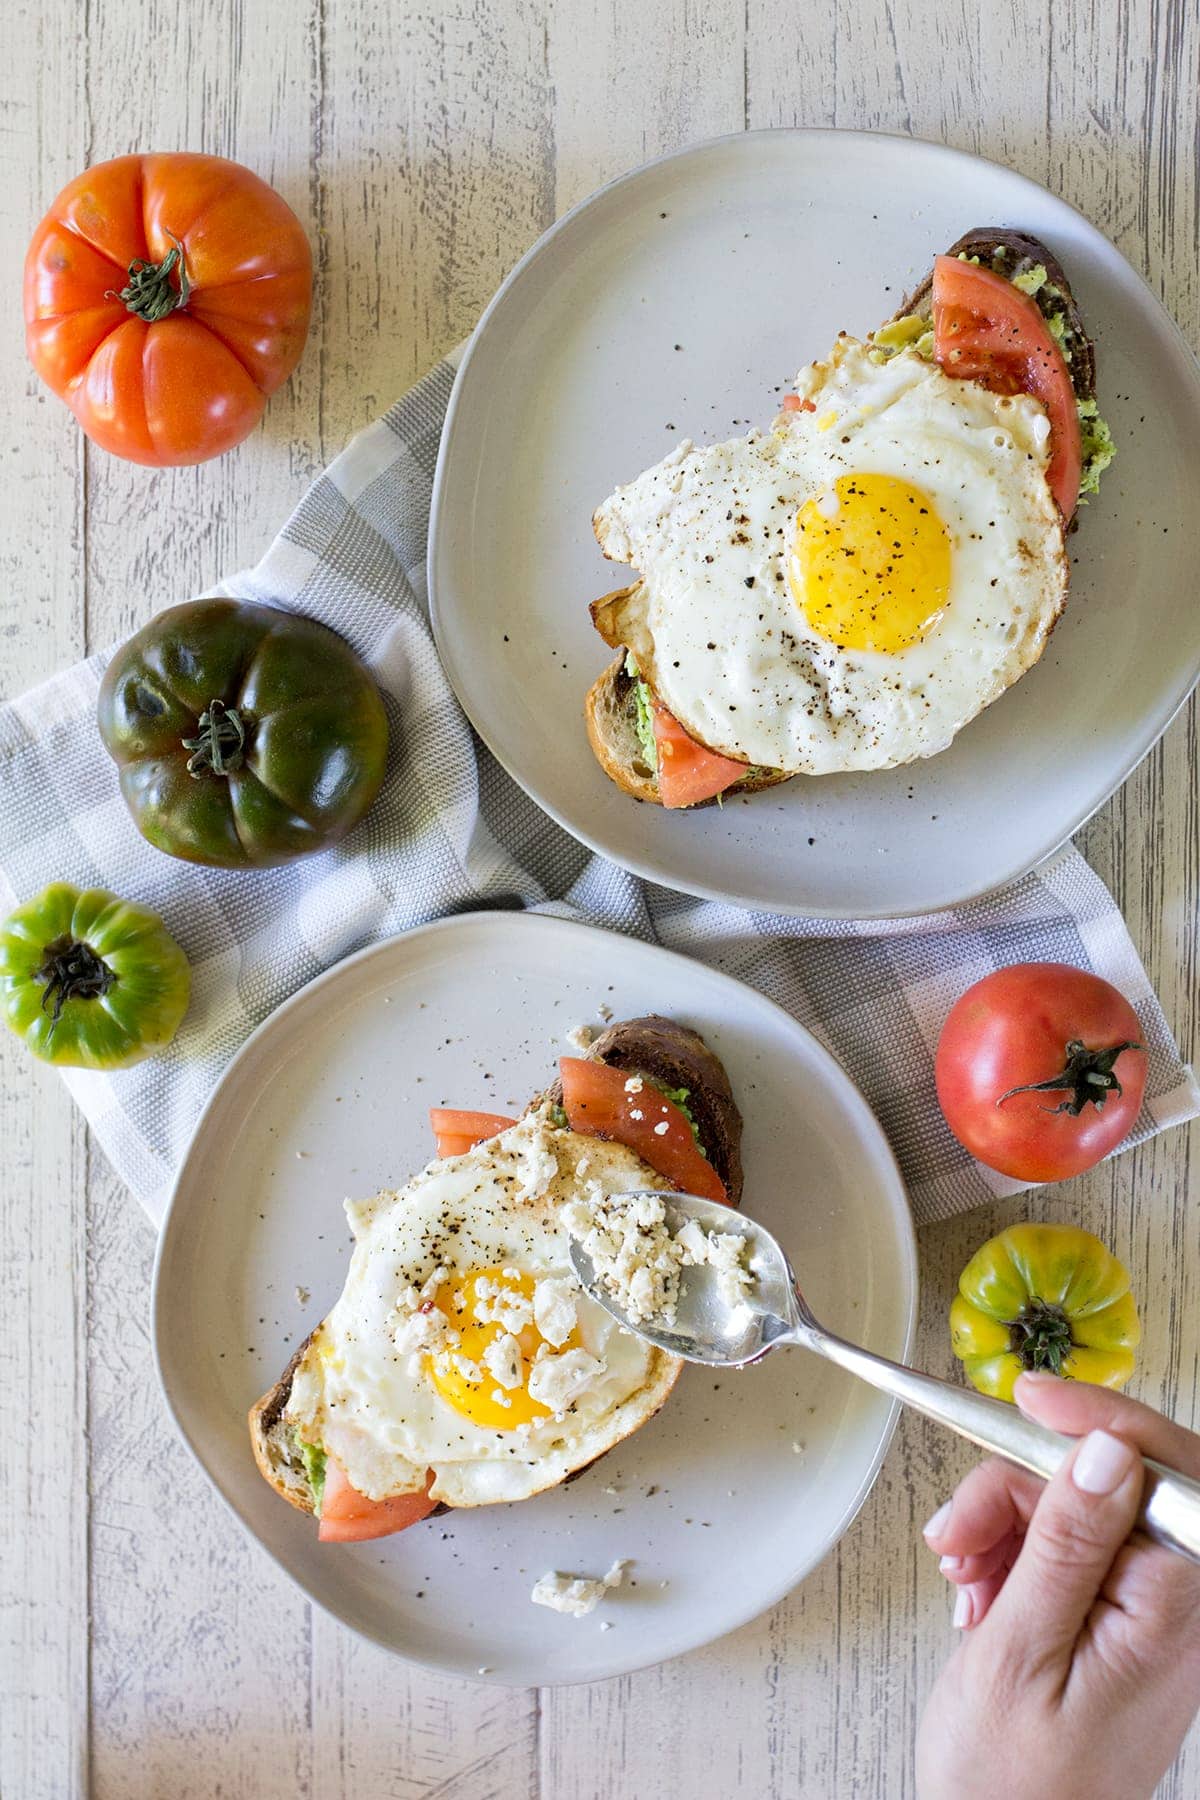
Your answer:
807,1327 -> 1200,1566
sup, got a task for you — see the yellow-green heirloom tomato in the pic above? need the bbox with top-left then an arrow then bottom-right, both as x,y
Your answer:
950,1222 -> 1140,1402
0,883 -> 190,1069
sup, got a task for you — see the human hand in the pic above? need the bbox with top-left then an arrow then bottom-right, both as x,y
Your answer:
916,1373 -> 1200,1800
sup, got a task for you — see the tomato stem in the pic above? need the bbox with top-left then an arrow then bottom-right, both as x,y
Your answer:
1008,1298 -> 1074,1375
182,700 -> 248,778
108,231 -> 191,323
996,1037 -> 1142,1116
35,936 -> 116,1035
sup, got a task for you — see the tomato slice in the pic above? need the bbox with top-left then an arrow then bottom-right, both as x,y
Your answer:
559,1057 -> 728,1204
653,701 -> 748,810
318,1458 -> 437,1543
429,1108 -> 517,1158
931,255 -> 1082,520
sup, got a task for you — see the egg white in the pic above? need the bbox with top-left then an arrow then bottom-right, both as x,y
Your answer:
593,338 -> 1068,775
286,1111 -> 681,1507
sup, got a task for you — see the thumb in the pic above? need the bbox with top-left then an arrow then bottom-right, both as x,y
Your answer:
981,1427 -> 1145,1661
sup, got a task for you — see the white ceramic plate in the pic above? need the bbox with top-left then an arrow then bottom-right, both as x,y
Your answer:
429,129 -> 1200,918
153,912 -> 916,1685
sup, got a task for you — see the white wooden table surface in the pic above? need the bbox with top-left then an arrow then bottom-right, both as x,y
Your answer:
3,2 -> 1198,1795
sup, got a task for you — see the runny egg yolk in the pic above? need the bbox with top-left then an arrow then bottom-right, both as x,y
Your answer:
790,472 -> 952,653
427,1267 -> 581,1431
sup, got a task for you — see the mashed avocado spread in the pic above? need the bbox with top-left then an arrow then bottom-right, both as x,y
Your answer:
653,1081 -> 707,1156
625,654 -> 659,773
296,1434 -> 327,1513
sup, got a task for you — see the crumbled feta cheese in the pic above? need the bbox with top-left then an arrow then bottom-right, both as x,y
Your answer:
511,1127 -> 560,1205
564,1191 -> 753,1325
629,1108 -> 644,1120
533,1276 -> 578,1347
395,1265 -> 450,1314
393,1307 -> 458,1357
482,1331 -> 524,1390
530,1559 -> 629,1617
653,1120 -> 669,1136
491,1388 -> 513,1408
566,1022 -> 597,1051
674,1218 -> 707,1260
598,1002 -> 614,1021
451,1352 -> 483,1383
563,1189 -> 687,1325
623,1074 -> 644,1094
703,1228 -> 754,1307
527,1347 -> 606,1413
474,1276 -> 534,1333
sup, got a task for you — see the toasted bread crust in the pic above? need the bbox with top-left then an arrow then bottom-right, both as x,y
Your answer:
252,1017 -> 743,1527
585,655 -> 659,802
894,227 -> 1096,404
543,1013 -> 744,1206
589,583 -> 640,649
249,1332 -> 318,1514
585,654 -> 794,809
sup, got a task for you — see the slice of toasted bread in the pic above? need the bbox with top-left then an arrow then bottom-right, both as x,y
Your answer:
249,1333 -> 322,1515
585,651 -> 795,809
542,1012 -> 745,1205
249,1016 -> 743,1523
892,227 -> 1096,406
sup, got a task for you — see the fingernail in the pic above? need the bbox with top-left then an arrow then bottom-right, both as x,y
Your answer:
1073,1429 -> 1137,1496
1018,1370 -> 1062,1384
952,1588 -> 972,1629
939,1554 -> 964,1575
923,1500 -> 952,1539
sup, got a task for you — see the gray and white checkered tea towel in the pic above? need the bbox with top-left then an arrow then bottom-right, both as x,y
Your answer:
1,355 -> 1196,1228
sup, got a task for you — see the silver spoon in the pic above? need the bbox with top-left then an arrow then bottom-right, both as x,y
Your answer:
569,1192 -> 1200,1566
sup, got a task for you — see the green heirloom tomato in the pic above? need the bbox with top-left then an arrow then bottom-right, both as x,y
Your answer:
950,1222 -> 1139,1402
0,883 -> 190,1069
97,599 -> 389,869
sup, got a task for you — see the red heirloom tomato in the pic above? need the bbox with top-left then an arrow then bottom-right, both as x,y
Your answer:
935,963 -> 1147,1183
24,153 -> 312,466
931,255 -> 1082,520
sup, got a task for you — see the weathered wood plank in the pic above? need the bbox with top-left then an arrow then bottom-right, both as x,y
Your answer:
0,0 -> 90,1795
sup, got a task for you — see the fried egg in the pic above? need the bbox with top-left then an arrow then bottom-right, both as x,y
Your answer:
593,338 -> 1068,775
285,1110 -> 680,1508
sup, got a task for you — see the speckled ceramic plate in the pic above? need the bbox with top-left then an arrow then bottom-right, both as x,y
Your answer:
153,911 -> 916,1685
429,128 -> 1200,918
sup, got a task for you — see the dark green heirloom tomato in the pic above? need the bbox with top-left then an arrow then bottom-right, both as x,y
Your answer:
0,883 -> 190,1069
97,599 -> 389,868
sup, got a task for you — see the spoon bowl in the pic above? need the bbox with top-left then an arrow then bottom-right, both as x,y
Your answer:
569,1191 -> 805,1365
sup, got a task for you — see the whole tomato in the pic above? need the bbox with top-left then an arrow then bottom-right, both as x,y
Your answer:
935,962 -> 1147,1182
0,882 -> 189,1069
97,599 -> 388,868
24,153 -> 311,466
